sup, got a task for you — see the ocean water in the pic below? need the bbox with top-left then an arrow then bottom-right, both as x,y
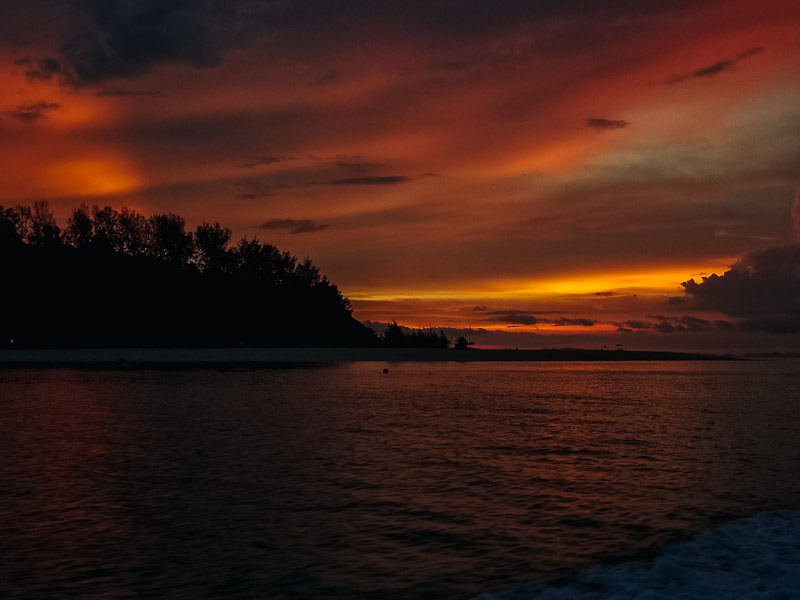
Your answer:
1,360 -> 799,599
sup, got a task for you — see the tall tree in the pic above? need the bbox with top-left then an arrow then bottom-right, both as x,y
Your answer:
194,222 -> 232,272
29,201 -> 60,247
149,213 -> 193,265
64,204 -> 93,248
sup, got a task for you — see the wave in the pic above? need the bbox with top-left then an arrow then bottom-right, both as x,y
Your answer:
474,510 -> 800,600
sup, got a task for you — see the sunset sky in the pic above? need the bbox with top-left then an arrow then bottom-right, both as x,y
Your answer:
2,0 -> 799,352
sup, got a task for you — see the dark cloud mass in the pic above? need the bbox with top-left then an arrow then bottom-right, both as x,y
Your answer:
259,219 -> 329,234
586,118 -> 629,130
673,316 -> 714,331
652,315 -> 715,333
486,311 -> 542,326
682,244 -> 800,318
5,101 -> 61,122
553,318 -> 597,327
25,57 -> 65,82
32,0 -> 234,84
328,176 -> 412,186
19,1 -> 728,89
618,320 -> 651,331
665,46 -> 764,84
617,316 -> 718,333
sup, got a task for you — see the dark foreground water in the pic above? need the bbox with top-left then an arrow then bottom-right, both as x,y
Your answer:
2,360 -> 799,599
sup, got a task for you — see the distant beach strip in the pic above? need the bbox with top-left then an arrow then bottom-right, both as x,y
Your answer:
0,347 -> 738,368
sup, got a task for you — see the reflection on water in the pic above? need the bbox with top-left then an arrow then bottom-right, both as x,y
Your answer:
1,361 -> 799,599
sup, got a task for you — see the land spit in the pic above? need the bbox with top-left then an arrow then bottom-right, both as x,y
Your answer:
0,347 -> 737,368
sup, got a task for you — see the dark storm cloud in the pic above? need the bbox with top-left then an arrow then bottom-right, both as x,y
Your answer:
618,307 -> 798,335
30,0 -> 239,85
653,320 -> 675,333
258,219 -> 329,234
681,244 -> 800,320
651,316 -> 714,333
18,0 -> 700,86
586,118 -> 629,130
5,101 -> 61,122
486,311 -> 544,326
328,176 -> 412,186
473,305 -> 487,311
617,316 -> 716,334
673,316 -> 714,331
665,46 -> 765,84
595,291 -> 617,297
553,318 -> 597,327
24,57 -> 66,82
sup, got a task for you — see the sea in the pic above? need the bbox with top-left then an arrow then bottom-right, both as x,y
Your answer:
1,359 -> 799,599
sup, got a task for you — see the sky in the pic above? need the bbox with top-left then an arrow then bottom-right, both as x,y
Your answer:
2,0 -> 799,352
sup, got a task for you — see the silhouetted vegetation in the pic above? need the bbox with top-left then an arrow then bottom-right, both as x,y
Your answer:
0,202 -> 378,348
453,336 -> 473,350
380,321 -> 450,348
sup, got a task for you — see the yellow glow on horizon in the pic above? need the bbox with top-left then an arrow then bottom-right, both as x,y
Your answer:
348,260 -> 734,303
486,263 -> 734,297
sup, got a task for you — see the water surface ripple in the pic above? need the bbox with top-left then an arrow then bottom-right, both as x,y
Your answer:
1,361 -> 799,598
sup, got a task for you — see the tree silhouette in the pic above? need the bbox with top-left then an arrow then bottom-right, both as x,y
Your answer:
454,336 -> 472,350
149,213 -> 193,265
0,202 -> 377,348
194,222 -> 232,272
380,321 -> 450,348
0,206 -> 26,248
64,203 -> 94,248
30,201 -> 60,247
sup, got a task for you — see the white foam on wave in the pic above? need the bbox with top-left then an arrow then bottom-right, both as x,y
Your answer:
474,510 -> 800,600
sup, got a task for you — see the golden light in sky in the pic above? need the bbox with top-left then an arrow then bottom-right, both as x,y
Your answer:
44,157 -> 142,197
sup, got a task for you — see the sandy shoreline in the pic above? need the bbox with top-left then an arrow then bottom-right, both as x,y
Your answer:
0,347 -> 735,367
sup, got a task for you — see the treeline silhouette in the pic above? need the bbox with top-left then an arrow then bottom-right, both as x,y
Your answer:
0,201 -> 379,348
380,321 -> 450,348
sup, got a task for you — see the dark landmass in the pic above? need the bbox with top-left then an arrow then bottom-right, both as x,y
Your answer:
0,202 -> 377,348
0,203 -> 462,350
0,203 -> 755,360
0,347 -> 739,369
